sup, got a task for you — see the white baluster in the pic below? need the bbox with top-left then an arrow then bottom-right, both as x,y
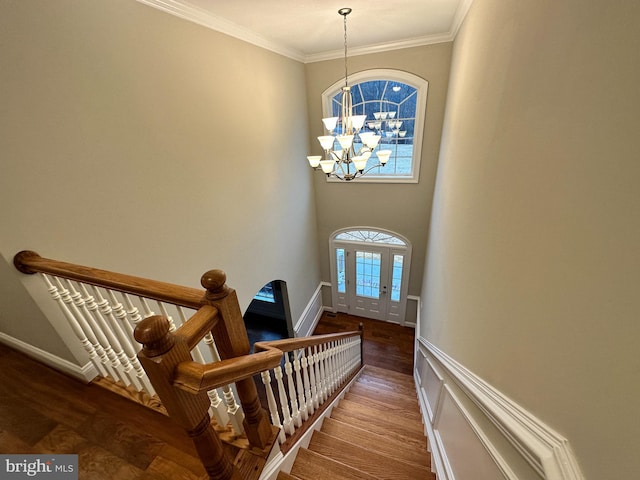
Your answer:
54,277 -> 117,380
207,388 -> 229,428
92,286 -> 155,395
110,291 -> 135,337
204,333 -> 243,434
317,344 -> 328,403
293,351 -> 308,421
74,282 -> 134,387
157,302 -> 177,332
140,297 -> 155,319
223,387 -> 244,435
41,274 -> 107,377
283,354 -> 301,428
326,341 -> 337,394
261,370 -> 286,443
307,346 -> 319,410
338,338 -> 347,383
274,364 -> 294,435
300,350 -> 314,416
63,279 -> 127,385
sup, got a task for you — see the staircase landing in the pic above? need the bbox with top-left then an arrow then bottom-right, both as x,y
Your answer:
278,364 -> 435,480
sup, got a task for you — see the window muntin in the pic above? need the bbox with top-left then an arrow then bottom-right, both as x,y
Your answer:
322,69 -> 428,183
335,230 -> 406,245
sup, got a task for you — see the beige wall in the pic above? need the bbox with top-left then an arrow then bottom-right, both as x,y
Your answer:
305,43 -> 453,301
0,0 -> 320,362
422,0 -> 640,477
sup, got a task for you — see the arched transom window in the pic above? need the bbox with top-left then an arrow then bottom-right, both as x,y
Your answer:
322,69 -> 428,183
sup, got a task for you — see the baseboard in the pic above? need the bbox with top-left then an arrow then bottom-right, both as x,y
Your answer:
415,337 -> 584,480
293,282 -> 325,337
0,332 -> 98,383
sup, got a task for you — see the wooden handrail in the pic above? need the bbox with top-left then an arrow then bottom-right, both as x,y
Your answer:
253,330 -> 361,354
174,348 -> 284,394
13,250 -> 204,309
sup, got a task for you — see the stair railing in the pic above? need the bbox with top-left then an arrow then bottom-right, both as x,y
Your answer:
13,251 -> 244,431
13,251 -> 364,480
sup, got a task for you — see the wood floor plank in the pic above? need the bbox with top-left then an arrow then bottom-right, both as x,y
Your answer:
290,448 -> 378,480
320,417 -> 430,468
308,430 -> 434,480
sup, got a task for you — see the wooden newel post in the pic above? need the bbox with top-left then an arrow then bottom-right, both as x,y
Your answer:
134,315 -> 241,480
200,270 -> 274,449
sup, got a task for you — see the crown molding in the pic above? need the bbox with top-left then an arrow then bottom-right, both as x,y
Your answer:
136,0 -> 474,64
135,0 -> 306,62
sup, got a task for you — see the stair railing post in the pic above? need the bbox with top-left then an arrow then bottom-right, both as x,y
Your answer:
134,315 -> 241,480
200,270 -> 274,449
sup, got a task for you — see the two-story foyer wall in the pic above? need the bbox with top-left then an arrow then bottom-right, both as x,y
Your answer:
423,0 -> 640,478
305,43 -> 453,319
0,0 -> 320,366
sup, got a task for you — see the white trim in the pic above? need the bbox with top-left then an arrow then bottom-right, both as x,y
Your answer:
305,33 -> 455,63
321,69 -> 428,184
259,367 -> 363,480
293,282 -> 325,337
136,0 -> 474,64
0,332 -> 98,383
135,0 -> 306,61
417,337 -> 585,480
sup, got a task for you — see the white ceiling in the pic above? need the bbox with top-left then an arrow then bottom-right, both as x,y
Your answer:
137,0 -> 473,62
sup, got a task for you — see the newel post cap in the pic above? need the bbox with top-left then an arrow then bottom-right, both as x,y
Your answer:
201,269 -> 230,301
134,315 -> 175,357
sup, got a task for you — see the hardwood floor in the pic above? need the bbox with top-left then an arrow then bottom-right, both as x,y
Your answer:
0,312 -> 415,479
313,312 -> 416,376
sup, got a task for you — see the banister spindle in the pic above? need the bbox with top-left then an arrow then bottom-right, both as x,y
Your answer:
307,346 -> 319,410
91,285 -> 155,394
260,370 -> 286,443
203,333 -> 240,433
293,351 -> 308,421
134,315 -> 241,480
41,274 -> 107,377
283,354 -> 301,428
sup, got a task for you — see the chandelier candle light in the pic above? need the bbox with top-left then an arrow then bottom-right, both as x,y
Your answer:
307,7 -> 392,181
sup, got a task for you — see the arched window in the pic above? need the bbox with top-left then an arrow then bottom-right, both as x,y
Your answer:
329,227 -> 412,325
322,69 -> 428,183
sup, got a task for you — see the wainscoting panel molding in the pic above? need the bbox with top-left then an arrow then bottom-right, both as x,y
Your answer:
415,336 -> 585,480
293,282 -> 325,337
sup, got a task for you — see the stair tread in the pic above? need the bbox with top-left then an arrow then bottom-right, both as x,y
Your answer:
343,391 -> 423,420
336,398 -> 424,434
321,417 -> 430,468
356,374 -> 417,396
349,382 -> 419,408
362,365 -> 415,384
330,407 -> 426,449
290,448 -> 378,480
309,430 -> 434,479
276,472 -> 299,480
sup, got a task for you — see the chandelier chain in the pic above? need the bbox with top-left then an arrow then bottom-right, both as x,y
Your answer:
343,12 -> 348,87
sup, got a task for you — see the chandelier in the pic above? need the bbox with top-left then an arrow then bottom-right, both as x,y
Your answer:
307,8 -> 392,181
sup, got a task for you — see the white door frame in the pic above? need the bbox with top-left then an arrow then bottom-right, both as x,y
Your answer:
329,227 -> 411,325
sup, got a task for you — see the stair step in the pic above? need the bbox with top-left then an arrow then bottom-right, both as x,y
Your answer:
343,391 -> 423,421
330,407 -> 426,450
349,382 -> 419,409
362,365 -> 415,385
321,417 -> 430,469
356,373 -> 417,397
308,430 -> 434,479
290,448 -> 378,480
276,472 -> 299,480
336,398 -> 424,435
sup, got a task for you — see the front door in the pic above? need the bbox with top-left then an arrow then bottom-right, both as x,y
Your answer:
351,247 -> 389,320
331,228 -> 411,325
